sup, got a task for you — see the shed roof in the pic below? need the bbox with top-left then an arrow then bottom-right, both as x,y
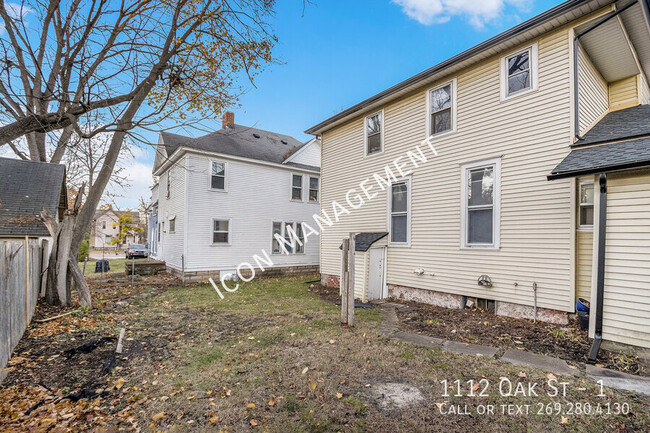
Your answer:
549,105 -> 650,180
0,158 -> 66,236
339,232 -> 389,252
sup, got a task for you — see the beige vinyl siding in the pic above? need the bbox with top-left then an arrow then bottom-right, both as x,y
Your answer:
354,251 -> 368,302
321,26 -> 578,312
578,43 -> 608,134
576,231 -> 593,301
608,76 -> 638,108
640,73 -> 650,105
601,171 -> 650,348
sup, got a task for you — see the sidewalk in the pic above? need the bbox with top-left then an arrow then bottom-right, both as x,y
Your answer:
378,303 -> 650,396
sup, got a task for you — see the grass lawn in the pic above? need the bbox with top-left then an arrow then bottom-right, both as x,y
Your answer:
2,275 -> 648,432
80,257 -> 148,279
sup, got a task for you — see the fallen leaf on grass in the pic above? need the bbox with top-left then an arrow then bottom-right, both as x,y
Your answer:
268,397 -> 276,406
310,382 -> 317,390
560,416 -> 569,425
250,419 -> 258,426
114,378 -> 126,389
518,372 -> 527,378
336,393 -> 343,399
247,403 -> 255,409
472,383 -> 480,392
152,412 -> 165,422
301,367 -> 308,375
546,373 -> 557,381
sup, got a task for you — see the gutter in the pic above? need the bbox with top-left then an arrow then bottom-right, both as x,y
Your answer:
547,158 -> 650,180
588,173 -> 608,361
305,0 -> 593,135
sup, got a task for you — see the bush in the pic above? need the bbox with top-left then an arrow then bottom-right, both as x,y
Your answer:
78,239 -> 90,262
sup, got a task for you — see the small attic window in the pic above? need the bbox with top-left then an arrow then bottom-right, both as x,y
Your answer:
281,139 -> 288,145
253,133 -> 261,138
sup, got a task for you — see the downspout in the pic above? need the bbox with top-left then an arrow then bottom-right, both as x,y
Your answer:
588,173 -> 607,361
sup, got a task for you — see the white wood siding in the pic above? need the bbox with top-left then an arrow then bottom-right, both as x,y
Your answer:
156,157 -> 187,270
601,171 -> 650,348
181,153 -> 319,272
286,139 -> 321,167
321,26 -> 580,312
578,43 -> 608,134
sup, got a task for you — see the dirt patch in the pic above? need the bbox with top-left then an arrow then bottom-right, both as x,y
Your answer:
396,300 -> 644,376
308,283 -> 340,304
369,382 -> 426,410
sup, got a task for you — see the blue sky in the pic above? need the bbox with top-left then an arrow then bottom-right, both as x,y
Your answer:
119,0 -> 564,208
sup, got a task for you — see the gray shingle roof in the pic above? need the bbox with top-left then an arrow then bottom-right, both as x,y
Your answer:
160,124 -> 318,171
549,137 -> 650,180
0,158 -> 66,236
549,104 -> 650,179
339,232 -> 389,252
575,104 -> 650,147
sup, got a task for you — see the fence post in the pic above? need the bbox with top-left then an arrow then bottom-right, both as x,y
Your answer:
181,254 -> 185,287
347,232 -> 355,327
131,256 -> 135,289
40,239 -> 49,298
340,238 -> 349,324
24,236 -> 29,327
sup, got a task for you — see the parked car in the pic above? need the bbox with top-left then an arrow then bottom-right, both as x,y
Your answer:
125,244 -> 148,259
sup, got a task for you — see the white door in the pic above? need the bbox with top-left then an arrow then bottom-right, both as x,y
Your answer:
368,248 -> 385,300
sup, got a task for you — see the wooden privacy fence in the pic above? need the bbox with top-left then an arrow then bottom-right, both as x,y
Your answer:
0,237 -> 47,379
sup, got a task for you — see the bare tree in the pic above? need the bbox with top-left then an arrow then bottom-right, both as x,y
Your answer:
1,0 -> 277,306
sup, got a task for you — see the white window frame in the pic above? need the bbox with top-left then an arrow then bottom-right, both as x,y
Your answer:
364,109 -> 384,157
578,180 -> 595,231
425,78 -> 457,139
211,218 -> 231,245
461,157 -> 501,249
308,176 -> 320,203
500,42 -> 539,100
208,160 -> 228,192
169,217 -> 176,234
271,221 -> 305,255
387,177 -> 411,247
291,173 -> 303,201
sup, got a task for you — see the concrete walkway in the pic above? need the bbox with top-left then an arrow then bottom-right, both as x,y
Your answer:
378,303 -> 649,395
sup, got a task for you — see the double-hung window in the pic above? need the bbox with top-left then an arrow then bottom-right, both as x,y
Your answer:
212,219 -> 229,244
365,111 -> 383,156
211,161 -> 226,190
461,159 -> 501,248
272,222 -> 305,254
579,182 -> 594,228
428,79 -> 456,136
389,179 -> 410,245
169,217 -> 176,234
309,177 -> 319,202
501,43 -> 538,99
292,174 -> 303,200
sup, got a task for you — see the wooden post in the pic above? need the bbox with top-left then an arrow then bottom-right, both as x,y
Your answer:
347,232 -> 355,327
24,236 -> 29,327
340,238 -> 349,324
40,239 -> 49,298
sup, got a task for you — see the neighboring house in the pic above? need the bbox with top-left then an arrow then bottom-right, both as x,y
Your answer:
152,111 -> 321,281
0,157 -> 67,374
307,0 -> 650,353
91,209 -> 144,249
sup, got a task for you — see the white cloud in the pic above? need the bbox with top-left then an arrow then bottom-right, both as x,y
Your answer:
392,0 -> 532,29
108,160 -> 154,210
